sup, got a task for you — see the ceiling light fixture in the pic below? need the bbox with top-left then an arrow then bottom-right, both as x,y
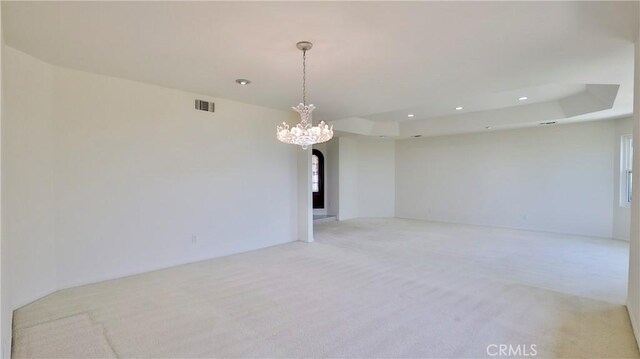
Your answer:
485,126 -> 492,130
518,96 -> 528,101
455,107 -> 463,110
408,114 -> 415,118
235,79 -> 251,85
277,41 -> 333,150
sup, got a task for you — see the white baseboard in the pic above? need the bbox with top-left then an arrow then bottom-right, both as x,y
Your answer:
2,310 -> 11,359
627,303 -> 640,352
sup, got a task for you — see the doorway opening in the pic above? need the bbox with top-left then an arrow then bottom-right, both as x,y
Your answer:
312,149 -> 325,209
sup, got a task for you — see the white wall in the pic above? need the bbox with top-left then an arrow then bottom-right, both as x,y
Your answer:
627,23 -> 640,348
396,120 -> 618,238
3,46 -> 299,306
338,138 -> 358,220
0,8 -> 10,357
297,148 -> 312,242
3,47 -> 57,308
325,139 -> 339,217
614,117 -> 634,240
52,63 -> 298,289
338,137 -> 395,220
357,139 -> 395,218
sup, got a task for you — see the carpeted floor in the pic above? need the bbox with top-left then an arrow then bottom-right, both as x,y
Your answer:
12,218 -> 639,358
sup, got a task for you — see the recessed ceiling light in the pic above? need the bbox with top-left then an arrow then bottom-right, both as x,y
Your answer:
455,107 -> 463,111
518,96 -> 528,101
413,135 -> 422,138
407,114 -> 415,118
235,79 -> 251,85
379,135 -> 386,138
485,126 -> 492,130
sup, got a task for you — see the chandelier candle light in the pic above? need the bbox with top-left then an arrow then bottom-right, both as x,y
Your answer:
277,41 -> 333,150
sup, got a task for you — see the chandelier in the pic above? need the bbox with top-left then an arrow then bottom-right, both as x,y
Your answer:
277,41 -> 333,150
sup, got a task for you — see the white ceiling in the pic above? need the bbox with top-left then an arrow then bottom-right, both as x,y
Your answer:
366,83 -> 589,122
3,1 -> 638,137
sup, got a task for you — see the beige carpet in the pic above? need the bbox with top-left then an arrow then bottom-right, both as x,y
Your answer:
12,218 -> 639,358
13,313 -> 116,358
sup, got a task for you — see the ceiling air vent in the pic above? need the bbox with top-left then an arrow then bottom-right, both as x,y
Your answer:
195,99 -> 215,113
539,121 -> 557,125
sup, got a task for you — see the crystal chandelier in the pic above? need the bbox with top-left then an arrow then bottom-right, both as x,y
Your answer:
277,41 -> 333,150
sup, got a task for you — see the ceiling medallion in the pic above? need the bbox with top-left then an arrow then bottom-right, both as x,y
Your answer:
276,41 -> 333,150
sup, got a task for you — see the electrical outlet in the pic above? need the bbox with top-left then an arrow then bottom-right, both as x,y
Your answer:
191,235 -> 197,244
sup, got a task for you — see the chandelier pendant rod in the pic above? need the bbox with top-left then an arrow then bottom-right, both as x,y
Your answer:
302,48 -> 307,107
